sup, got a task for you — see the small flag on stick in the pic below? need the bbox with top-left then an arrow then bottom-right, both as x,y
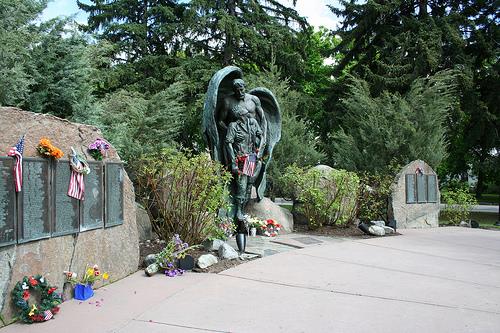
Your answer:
7,135 -> 25,192
43,310 -> 53,321
242,153 -> 257,177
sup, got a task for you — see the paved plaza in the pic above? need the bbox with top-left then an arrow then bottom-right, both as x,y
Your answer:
2,227 -> 499,332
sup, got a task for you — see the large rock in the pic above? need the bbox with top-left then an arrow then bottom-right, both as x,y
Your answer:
389,160 -> 440,229
136,203 -> 152,241
218,243 -> 239,260
368,225 -> 386,236
203,239 -> 225,252
197,254 -> 218,269
0,107 -> 139,325
246,198 -> 293,233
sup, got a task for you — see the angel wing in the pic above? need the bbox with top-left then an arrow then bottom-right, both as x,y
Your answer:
248,87 -> 281,200
202,66 -> 243,162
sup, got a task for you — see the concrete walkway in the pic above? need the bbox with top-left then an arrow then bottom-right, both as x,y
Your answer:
2,227 -> 500,332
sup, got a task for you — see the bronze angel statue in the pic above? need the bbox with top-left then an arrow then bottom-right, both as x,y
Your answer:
203,66 -> 281,251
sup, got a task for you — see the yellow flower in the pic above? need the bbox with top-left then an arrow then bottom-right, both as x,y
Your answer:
102,272 -> 109,280
28,304 -> 37,316
86,268 -> 94,276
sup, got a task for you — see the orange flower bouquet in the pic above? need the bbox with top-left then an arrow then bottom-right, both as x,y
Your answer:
37,138 -> 64,159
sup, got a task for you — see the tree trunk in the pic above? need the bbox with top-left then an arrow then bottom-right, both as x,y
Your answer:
223,0 -> 236,65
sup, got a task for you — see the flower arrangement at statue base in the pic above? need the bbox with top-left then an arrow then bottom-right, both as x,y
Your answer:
247,217 -> 282,237
145,234 -> 200,277
64,265 -> 109,301
11,275 -> 62,323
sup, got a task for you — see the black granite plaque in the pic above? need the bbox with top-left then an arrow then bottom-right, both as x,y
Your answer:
53,160 -> 79,236
405,174 -> 416,204
105,163 -> 124,228
81,162 -> 103,231
427,175 -> 437,203
416,173 -> 427,203
0,157 -> 16,247
19,158 -> 50,243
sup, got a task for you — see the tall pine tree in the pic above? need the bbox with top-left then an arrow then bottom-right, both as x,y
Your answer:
329,0 -> 499,195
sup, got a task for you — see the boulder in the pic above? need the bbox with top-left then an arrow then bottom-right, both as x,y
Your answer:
218,243 -> 239,260
460,221 -> 470,227
390,160 -> 440,229
246,198 -> 293,233
136,203 -> 152,241
368,225 -> 386,236
197,254 -> 218,269
144,254 -> 157,267
203,239 -> 225,252
0,107 -> 139,324
383,226 -> 395,234
370,220 -> 386,228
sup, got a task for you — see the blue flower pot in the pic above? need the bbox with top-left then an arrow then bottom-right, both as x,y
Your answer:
74,284 -> 94,301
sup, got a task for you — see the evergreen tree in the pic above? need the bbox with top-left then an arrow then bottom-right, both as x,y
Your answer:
78,0 -> 186,61
330,71 -> 456,171
0,0 -> 47,106
185,0 -> 310,80
329,0 -> 499,195
22,18 -> 96,119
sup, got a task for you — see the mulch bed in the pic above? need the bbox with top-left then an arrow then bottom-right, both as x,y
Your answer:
294,223 -> 401,238
139,240 -> 248,274
139,224 -> 399,274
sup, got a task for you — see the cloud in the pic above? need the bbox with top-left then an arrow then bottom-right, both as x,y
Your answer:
41,0 -> 89,24
294,0 -> 340,30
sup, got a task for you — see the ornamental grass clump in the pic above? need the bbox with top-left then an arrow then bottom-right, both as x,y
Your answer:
281,165 -> 359,229
135,148 -> 231,244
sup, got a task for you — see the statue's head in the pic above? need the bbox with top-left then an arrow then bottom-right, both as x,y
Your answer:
232,79 -> 245,100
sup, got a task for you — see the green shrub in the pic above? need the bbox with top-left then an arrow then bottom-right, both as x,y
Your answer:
441,185 -> 477,225
357,167 -> 399,223
281,165 -> 359,228
134,149 -> 231,244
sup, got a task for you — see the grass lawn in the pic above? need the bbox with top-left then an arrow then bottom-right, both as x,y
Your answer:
440,211 -> 500,230
477,193 -> 499,205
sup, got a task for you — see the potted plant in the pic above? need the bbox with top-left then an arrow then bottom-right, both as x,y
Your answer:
64,265 -> 109,301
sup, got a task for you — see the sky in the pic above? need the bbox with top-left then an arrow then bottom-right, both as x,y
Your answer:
41,0 -> 341,30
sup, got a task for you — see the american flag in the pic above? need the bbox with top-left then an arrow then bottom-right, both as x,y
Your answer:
43,310 -> 53,321
242,153 -> 257,177
7,135 -> 25,192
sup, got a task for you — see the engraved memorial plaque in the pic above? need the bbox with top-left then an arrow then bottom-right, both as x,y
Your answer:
405,174 -> 416,204
417,173 -> 427,203
81,162 -> 103,231
53,160 -> 79,236
19,158 -> 51,243
427,175 -> 437,203
0,157 -> 16,247
105,163 -> 124,228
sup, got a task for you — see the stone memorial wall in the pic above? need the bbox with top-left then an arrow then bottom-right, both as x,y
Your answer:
390,160 -> 440,229
0,107 -> 139,325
